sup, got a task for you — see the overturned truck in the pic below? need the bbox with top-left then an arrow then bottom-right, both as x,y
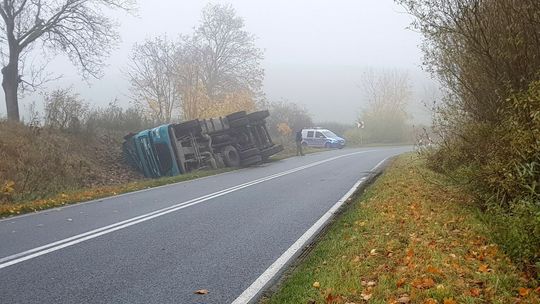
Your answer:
123,110 -> 283,178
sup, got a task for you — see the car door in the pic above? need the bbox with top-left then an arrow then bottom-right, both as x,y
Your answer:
315,131 -> 326,147
305,130 -> 315,146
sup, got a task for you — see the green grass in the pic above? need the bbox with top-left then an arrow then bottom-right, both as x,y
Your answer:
261,154 -> 539,304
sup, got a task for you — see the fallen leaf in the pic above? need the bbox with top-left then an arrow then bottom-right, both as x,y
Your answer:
326,293 -> 344,304
478,264 -> 489,273
194,289 -> 208,295
396,294 -> 411,303
313,281 -> 321,289
367,281 -> 377,287
443,299 -> 456,304
396,278 -> 406,288
370,249 -> 377,256
470,288 -> 481,297
406,249 -> 414,258
427,266 -> 442,275
518,287 -> 531,297
411,277 -> 435,289
360,291 -> 372,301
423,299 -> 438,304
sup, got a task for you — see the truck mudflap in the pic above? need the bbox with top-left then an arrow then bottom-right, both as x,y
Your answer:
260,144 -> 284,159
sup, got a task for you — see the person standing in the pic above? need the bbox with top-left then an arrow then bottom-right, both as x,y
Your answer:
295,130 -> 304,156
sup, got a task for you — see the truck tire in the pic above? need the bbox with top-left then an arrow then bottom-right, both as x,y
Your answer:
247,110 -> 270,121
241,155 -> 262,167
229,117 -> 250,128
222,145 -> 241,167
226,111 -> 246,121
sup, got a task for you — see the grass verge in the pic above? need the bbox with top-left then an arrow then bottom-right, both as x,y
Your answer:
0,168 -> 233,218
262,154 -> 539,304
0,145 -> 323,219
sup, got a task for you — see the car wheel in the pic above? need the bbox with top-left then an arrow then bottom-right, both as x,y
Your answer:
325,142 -> 331,149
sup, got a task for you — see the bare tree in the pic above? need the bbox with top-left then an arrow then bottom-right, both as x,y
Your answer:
127,36 -> 179,123
44,88 -> 88,130
195,3 -> 263,100
0,0 -> 134,122
361,69 -> 411,116
359,69 -> 412,142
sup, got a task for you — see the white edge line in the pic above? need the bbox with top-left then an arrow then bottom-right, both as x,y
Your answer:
0,150 -> 378,269
0,147 -> 403,223
230,156 -> 393,304
0,166 -> 240,223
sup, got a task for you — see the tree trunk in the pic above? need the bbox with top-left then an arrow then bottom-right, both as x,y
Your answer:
2,58 -> 20,122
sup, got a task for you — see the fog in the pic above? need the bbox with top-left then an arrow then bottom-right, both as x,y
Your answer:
0,0 -> 434,124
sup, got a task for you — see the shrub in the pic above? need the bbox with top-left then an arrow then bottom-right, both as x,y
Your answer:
44,89 -> 88,131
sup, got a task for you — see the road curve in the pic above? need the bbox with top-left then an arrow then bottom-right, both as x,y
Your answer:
0,146 -> 410,304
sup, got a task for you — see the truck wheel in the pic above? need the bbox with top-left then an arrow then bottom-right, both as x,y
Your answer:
229,117 -> 250,128
226,111 -> 246,121
222,145 -> 241,167
247,110 -> 270,121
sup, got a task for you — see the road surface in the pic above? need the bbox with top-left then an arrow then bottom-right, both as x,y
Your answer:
0,147 -> 409,304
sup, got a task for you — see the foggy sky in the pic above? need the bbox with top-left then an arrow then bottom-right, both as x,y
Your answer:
0,0 -> 434,124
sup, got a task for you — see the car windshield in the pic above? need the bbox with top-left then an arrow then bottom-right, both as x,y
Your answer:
322,130 -> 338,138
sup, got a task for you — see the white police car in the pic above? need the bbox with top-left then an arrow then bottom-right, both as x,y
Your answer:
301,128 -> 346,149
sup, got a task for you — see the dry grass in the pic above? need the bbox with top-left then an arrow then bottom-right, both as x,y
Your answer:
0,168 -> 232,218
262,154 -> 539,304
0,121 -> 141,205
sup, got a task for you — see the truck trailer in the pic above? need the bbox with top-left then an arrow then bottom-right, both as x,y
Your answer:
122,110 -> 283,178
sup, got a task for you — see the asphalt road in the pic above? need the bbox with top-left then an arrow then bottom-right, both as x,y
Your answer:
0,146 -> 409,304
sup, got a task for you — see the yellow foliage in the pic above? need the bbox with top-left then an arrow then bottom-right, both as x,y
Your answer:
181,84 -> 256,120
198,90 -> 256,119
277,122 -> 292,136
2,180 -> 15,194
1,180 -> 15,202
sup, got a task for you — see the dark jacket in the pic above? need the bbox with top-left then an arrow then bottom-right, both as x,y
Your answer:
295,131 -> 303,142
